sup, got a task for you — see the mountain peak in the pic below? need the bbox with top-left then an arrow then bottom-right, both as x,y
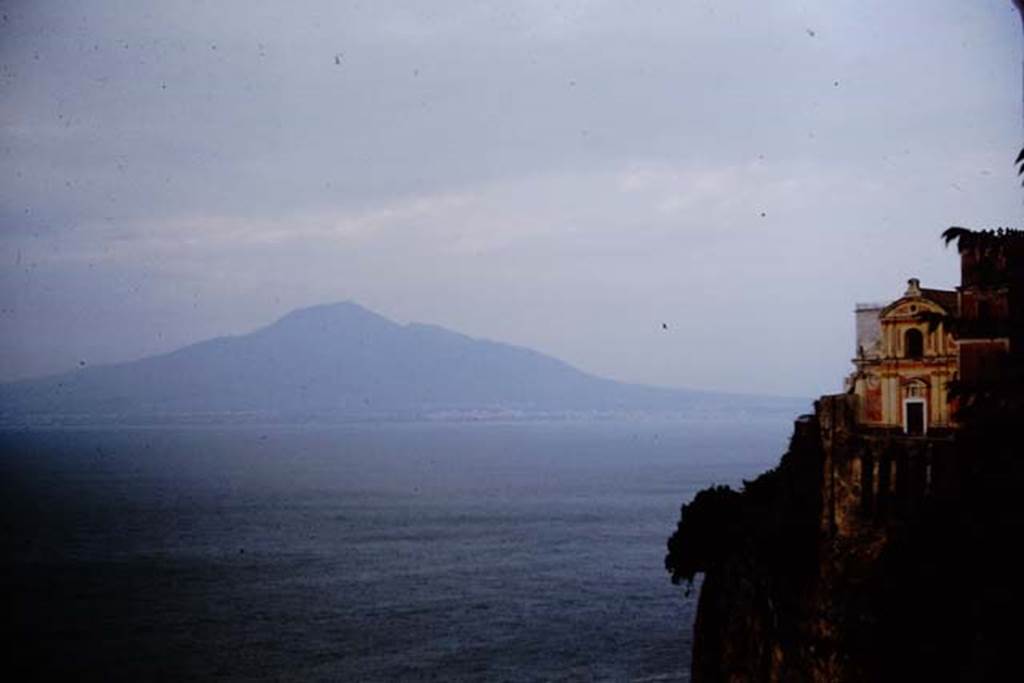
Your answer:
262,301 -> 397,334
275,300 -> 386,322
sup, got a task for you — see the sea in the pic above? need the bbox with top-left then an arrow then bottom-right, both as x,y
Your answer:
1,417 -> 794,681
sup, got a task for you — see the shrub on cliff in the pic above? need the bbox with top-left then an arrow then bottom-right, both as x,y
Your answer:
664,484 -> 745,587
665,433 -> 820,591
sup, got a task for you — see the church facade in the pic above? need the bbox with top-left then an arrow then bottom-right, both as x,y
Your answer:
846,278 -> 958,435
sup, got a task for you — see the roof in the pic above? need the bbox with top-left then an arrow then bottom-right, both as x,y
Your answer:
920,288 -> 957,314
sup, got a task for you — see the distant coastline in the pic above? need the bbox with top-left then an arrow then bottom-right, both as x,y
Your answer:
0,404 -> 809,429
1,301 -> 807,427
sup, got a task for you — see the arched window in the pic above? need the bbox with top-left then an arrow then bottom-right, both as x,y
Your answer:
904,329 -> 924,359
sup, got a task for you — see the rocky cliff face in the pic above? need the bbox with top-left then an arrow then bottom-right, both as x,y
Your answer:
668,394 -> 1023,681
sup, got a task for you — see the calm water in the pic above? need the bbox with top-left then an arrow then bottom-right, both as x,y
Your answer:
1,419 -> 791,681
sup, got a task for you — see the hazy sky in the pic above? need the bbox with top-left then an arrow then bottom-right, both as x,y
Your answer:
1,0 -> 1021,396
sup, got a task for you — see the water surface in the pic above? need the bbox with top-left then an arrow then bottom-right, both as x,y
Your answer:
1,419 -> 791,681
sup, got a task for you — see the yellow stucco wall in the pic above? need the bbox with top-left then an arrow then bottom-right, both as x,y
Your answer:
849,295 -> 957,432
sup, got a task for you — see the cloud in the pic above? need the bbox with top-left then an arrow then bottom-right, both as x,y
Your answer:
0,0 -> 1021,394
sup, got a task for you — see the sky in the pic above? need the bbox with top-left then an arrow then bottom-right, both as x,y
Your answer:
0,0 -> 1021,397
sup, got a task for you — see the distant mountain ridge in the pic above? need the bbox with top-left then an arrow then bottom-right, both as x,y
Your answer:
0,302 -> 806,424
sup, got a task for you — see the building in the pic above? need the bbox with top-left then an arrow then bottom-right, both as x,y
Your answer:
845,228 -> 1024,436
847,278 -> 958,435
952,228 -> 1024,388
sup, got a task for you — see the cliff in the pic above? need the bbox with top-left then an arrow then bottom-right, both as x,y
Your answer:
667,392 -> 1024,681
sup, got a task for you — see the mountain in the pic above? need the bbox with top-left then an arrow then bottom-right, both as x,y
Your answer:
0,302 -> 805,424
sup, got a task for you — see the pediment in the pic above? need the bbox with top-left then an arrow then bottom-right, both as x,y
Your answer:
879,296 -> 949,320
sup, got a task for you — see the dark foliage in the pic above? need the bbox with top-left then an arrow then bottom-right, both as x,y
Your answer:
942,225 -> 972,247
664,485 -> 744,586
665,421 -> 822,591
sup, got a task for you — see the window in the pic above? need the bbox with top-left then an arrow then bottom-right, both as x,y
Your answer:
904,329 -> 924,359
978,298 -> 992,321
